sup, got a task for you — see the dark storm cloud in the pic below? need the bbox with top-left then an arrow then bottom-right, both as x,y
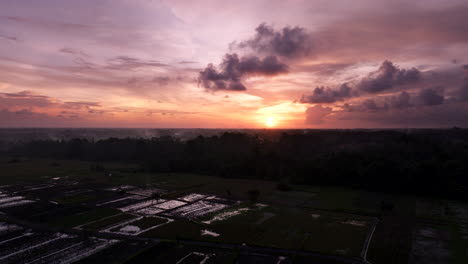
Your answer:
343,99 -> 386,113
389,91 -> 412,109
300,60 -> 421,106
362,99 -> 380,112
236,23 -> 312,59
343,91 -> 413,113
458,83 -> 468,102
199,53 -> 288,91
419,88 -> 444,106
300,83 -> 352,103
359,91 -> 413,112
356,61 -> 420,93
333,103 -> 468,128
343,89 -> 445,114
457,66 -> 468,101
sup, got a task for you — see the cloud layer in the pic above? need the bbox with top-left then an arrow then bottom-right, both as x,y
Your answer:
236,23 -> 313,59
199,53 -> 288,91
1,0 -> 468,128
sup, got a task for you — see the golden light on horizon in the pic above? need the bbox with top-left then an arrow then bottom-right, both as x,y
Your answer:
265,116 -> 276,128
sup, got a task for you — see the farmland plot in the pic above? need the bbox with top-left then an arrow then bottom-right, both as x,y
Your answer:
203,196 -> 240,206
136,207 -> 165,216
0,232 -> 117,264
202,207 -> 249,224
0,222 -> 23,234
153,200 -> 186,210
175,251 -> 213,263
21,184 -> 55,192
409,224 -> 451,264
0,222 -> 28,245
96,195 -> 146,207
119,199 -> 167,212
33,237 -> 118,264
165,200 -> 228,219
105,216 -> 172,236
127,188 -> 167,197
78,213 -> 138,231
105,185 -> 136,192
205,209 -> 373,257
178,193 -> 207,202
0,232 -> 69,263
0,195 -> 35,209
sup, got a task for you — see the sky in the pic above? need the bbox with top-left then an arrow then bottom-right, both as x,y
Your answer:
1,0 -> 468,128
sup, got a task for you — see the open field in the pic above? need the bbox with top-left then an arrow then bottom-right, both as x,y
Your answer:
1,157 -> 468,263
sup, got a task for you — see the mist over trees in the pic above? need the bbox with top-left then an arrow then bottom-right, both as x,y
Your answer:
3,129 -> 468,200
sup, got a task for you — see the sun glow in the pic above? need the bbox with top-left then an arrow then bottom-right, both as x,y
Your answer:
265,116 -> 276,128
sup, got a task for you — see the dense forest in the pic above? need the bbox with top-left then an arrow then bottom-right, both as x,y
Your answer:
2,129 -> 468,200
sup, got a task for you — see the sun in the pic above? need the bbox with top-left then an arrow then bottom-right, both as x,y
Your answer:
265,116 -> 276,128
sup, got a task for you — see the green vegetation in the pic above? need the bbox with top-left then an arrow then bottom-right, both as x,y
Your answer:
80,213 -> 136,231
2,155 -> 468,263
56,193 -> 95,205
0,157 -> 100,184
124,242 -> 238,264
141,219 -> 203,240
141,205 -> 371,257
47,207 -> 120,228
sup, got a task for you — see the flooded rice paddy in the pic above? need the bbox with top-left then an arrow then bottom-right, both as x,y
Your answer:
165,200 -> 228,219
202,207 -> 249,224
0,179 -> 380,262
201,229 -> 220,237
0,191 -> 35,209
0,223 -> 117,264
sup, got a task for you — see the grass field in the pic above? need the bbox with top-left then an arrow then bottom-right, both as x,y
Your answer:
141,204 -> 371,257
47,207 -> 120,228
80,213 -> 137,231
124,242 -> 238,264
3,156 -> 468,262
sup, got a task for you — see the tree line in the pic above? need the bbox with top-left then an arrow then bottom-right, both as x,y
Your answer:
3,129 -> 468,200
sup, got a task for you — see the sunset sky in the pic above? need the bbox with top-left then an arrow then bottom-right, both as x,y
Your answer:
1,0 -> 468,128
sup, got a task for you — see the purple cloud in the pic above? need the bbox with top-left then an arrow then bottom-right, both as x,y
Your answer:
300,84 -> 352,104
418,88 -> 444,106
237,23 -> 312,59
357,61 -> 420,93
199,53 -> 288,91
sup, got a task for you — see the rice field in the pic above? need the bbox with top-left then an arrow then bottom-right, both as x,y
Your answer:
0,190 -> 35,209
0,226 -> 117,264
118,199 -> 167,212
127,188 -> 168,197
165,200 -> 228,219
4,158 -> 455,263
202,207 -> 250,224
77,213 -> 138,231
178,193 -> 207,202
104,216 -> 173,236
